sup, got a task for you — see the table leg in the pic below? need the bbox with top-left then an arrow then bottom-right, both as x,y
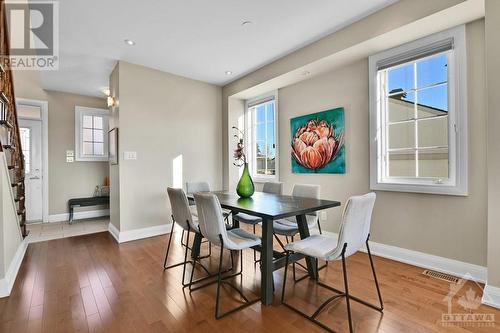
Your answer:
296,214 -> 318,279
191,232 -> 202,259
261,218 -> 274,305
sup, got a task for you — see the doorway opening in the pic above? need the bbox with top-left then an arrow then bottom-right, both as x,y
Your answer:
16,98 -> 48,223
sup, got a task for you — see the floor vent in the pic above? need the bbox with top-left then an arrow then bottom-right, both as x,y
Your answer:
422,270 -> 460,283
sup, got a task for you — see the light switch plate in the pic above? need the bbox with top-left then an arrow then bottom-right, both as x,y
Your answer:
66,150 -> 74,157
321,211 -> 327,221
124,151 -> 137,160
66,156 -> 74,163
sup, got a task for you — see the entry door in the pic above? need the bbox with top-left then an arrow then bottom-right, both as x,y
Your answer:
19,119 -> 43,222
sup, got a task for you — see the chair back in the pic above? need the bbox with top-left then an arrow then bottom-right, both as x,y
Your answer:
186,181 -> 210,194
336,192 -> 376,258
263,182 -> 283,195
292,184 -> 320,217
167,187 -> 197,231
193,192 -> 228,246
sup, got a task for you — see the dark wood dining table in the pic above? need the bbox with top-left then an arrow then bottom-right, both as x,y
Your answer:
188,191 -> 341,305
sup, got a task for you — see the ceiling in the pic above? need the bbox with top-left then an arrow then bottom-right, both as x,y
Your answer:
37,0 -> 397,97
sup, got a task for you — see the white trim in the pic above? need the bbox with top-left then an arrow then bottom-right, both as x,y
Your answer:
48,209 -> 110,223
322,231 -> 487,283
107,223 -> 172,243
74,106 -> 109,162
482,285 -> 500,309
244,90 -> 279,182
369,25 -> 468,196
0,238 -> 28,298
15,98 -> 49,222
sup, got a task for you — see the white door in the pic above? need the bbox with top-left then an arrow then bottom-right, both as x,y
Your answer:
19,119 -> 43,222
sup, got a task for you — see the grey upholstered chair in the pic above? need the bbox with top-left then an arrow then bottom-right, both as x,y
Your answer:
164,187 -> 226,288
281,192 -> 383,333
193,192 -> 261,319
232,181 -> 283,262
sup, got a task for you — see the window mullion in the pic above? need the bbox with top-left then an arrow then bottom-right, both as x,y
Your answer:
414,62 -> 419,178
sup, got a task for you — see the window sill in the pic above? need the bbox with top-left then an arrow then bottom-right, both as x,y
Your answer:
252,176 -> 278,184
370,181 -> 468,196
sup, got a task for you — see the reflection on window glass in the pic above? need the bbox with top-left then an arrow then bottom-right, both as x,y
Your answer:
382,52 -> 449,179
249,99 -> 276,176
82,115 -> 104,156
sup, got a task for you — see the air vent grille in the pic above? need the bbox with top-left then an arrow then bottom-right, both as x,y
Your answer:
422,270 -> 459,283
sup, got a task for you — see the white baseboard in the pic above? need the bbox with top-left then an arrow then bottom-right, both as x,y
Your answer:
108,223 -> 171,243
482,284 -> 500,309
48,209 -> 110,223
322,231 -> 487,283
0,238 -> 29,298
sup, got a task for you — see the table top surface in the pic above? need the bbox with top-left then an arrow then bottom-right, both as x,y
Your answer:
188,191 -> 341,220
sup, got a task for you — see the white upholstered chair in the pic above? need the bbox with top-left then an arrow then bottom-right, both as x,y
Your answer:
232,181 -> 283,261
193,192 -> 261,319
281,192 -> 383,333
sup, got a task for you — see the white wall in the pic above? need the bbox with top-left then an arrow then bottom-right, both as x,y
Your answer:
110,61 -> 222,233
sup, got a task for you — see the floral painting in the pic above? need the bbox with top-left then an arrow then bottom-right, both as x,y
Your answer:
290,107 -> 345,174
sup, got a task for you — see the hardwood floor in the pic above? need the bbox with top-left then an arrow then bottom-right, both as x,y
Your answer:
1,229 -> 499,333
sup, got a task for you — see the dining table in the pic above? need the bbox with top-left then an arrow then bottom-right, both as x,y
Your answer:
188,190 -> 341,305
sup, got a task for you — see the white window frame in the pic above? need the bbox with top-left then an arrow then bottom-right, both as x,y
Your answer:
75,106 -> 109,161
369,25 -> 467,196
244,91 -> 279,182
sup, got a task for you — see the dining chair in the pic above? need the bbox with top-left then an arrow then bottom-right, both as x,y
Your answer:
164,187 -> 230,288
232,181 -> 283,262
193,192 -> 261,319
281,192 -> 383,333
273,184 -> 325,280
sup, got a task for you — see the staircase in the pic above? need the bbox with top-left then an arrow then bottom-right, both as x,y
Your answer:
0,0 -> 27,237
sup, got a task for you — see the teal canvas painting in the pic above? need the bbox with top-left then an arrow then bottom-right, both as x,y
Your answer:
290,107 -> 345,174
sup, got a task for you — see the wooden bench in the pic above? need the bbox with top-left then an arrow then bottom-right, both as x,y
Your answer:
68,196 -> 110,223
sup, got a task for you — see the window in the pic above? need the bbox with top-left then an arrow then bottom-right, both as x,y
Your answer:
245,93 -> 278,181
369,26 -> 467,195
75,106 -> 109,161
19,127 -> 30,174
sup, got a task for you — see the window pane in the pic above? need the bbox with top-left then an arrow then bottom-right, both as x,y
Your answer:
93,116 -> 103,129
83,142 -> 93,155
418,117 -> 448,148
388,122 -> 415,149
94,142 -> 104,155
83,128 -> 93,141
388,63 -> 414,93
266,122 -> 275,158
417,85 -> 448,118
256,157 -> 266,175
388,151 -> 416,177
266,102 -> 274,121
418,148 -> 449,178
388,91 -> 415,122
83,115 -> 93,128
93,129 -> 104,143
256,123 -> 265,142
417,53 -> 447,89
256,142 -> 265,157
256,105 -> 266,123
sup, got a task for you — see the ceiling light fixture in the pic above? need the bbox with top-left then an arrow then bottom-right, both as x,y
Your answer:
241,20 -> 253,26
301,71 -> 311,76
124,39 -> 136,46
225,71 -> 233,75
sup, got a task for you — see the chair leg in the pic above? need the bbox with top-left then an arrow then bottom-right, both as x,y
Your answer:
281,251 -> 290,303
215,241 -> 225,319
163,221 -> 176,269
181,227 -> 192,287
341,250 -> 354,333
317,220 -> 323,235
253,224 -> 259,263
366,235 -> 384,310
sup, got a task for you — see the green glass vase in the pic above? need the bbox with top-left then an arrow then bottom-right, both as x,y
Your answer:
236,163 -> 255,198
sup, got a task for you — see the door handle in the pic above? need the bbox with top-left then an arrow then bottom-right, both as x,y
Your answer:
29,176 -> 40,180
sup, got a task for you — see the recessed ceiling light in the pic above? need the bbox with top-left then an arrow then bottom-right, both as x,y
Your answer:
241,21 -> 253,26
124,39 -> 135,46
301,71 -> 311,76
225,71 -> 233,75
